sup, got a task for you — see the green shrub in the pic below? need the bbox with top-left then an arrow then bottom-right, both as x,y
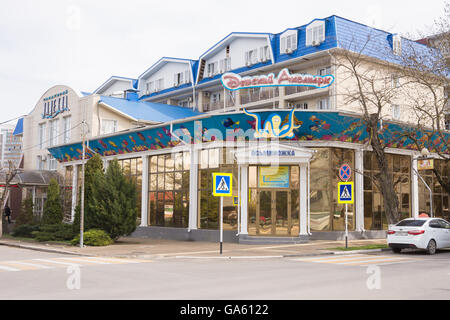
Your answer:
12,224 -> 41,238
42,179 -> 63,225
15,198 -> 34,227
71,229 -> 113,247
32,224 -> 76,242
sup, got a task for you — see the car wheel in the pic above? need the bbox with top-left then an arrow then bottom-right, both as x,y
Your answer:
426,239 -> 437,255
392,248 -> 402,254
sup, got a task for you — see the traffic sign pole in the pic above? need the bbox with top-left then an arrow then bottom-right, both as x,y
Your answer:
220,197 -> 223,255
345,203 -> 348,249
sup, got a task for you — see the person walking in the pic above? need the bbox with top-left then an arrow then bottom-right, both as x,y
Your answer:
4,205 -> 11,224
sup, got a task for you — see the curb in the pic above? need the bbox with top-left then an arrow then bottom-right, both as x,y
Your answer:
0,241 -> 91,256
283,248 -> 391,258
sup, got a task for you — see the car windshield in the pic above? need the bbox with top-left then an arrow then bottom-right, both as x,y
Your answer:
396,220 -> 426,227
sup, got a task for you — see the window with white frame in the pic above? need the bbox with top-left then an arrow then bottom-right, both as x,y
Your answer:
48,155 -> 57,171
260,45 -> 270,62
219,58 -> 231,73
174,72 -> 184,86
280,32 -> 297,54
245,49 -> 258,66
63,116 -> 71,144
49,119 -> 59,147
37,155 -> 45,170
391,74 -> 400,88
38,123 -> 46,149
306,21 -> 325,46
393,35 -> 402,56
392,104 -> 401,120
445,116 -> 450,130
318,98 -> 330,110
101,119 -> 118,135
184,70 -> 190,83
318,66 -> 332,76
146,81 -> 154,94
155,78 -> 164,92
207,62 -> 219,77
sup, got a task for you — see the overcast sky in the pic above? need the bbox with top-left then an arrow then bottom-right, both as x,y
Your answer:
0,0 -> 446,125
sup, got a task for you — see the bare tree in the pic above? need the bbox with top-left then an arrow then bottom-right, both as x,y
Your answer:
330,35 -> 407,225
0,160 -> 21,237
396,2 -> 450,195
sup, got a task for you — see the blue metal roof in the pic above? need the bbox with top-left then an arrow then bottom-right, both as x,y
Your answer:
13,118 -> 23,136
99,95 -> 203,123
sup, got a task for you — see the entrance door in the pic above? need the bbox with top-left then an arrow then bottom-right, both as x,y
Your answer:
257,190 -> 293,236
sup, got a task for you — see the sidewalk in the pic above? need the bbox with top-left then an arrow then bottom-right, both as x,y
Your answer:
0,236 -> 389,259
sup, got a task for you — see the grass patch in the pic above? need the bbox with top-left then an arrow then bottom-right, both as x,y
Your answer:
328,244 -> 389,251
1,234 -> 72,246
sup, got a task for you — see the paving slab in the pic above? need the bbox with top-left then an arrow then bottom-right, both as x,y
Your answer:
0,236 -> 388,259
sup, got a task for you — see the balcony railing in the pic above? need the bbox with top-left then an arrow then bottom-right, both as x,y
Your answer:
284,86 -> 317,96
241,88 -> 279,105
203,98 -> 235,112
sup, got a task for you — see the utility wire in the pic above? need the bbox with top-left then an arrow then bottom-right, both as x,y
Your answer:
0,115 -> 26,126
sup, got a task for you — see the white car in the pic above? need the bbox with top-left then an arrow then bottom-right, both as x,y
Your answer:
387,218 -> 450,255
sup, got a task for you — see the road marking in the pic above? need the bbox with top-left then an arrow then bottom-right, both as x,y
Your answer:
292,254 -> 417,267
57,257 -> 112,265
0,265 -> 21,272
8,261 -> 55,269
32,258 -> 81,266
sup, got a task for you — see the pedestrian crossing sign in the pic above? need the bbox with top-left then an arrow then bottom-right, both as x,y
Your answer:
338,182 -> 354,204
212,173 -> 233,197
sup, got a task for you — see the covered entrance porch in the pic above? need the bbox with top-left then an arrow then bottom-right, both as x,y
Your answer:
235,143 -> 315,242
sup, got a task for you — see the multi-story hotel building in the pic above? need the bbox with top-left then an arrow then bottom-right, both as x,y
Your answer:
21,15 -> 450,242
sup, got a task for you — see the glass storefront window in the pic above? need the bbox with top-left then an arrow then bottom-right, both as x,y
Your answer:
418,160 -> 449,220
363,152 -> 412,230
148,152 -> 190,228
118,157 -> 143,224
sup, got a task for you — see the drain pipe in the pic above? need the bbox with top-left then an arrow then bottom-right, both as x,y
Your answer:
308,161 -> 311,235
237,164 -> 241,236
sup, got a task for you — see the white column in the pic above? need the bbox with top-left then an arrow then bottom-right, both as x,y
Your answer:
299,164 -> 308,236
140,155 -> 149,227
188,147 -> 199,230
240,165 -> 248,235
71,165 -> 78,222
411,157 -> 419,219
355,149 -> 365,231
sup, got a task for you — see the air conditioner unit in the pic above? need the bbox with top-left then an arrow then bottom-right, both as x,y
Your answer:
312,40 -> 320,47
204,92 -> 210,98
145,90 -> 150,95
246,61 -> 251,67
41,155 -> 47,161
188,97 -> 193,102
285,48 -> 293,54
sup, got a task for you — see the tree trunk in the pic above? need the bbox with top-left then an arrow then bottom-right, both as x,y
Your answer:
368,115 -> 400,225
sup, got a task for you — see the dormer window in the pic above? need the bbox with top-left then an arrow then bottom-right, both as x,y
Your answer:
174,70 -> 191,86
306,20 -> 325,47
280,30 -> 297,54
219,58 -> 231,73
260,45 -> 270,62
245,49 -> 258,66
393,35 -> 402,56
207,62 -> 218,77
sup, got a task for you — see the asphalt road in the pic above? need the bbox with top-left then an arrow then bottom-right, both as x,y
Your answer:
0,245 -> 449,300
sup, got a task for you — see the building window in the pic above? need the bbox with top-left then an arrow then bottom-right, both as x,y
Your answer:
49,119 -> 59,147
318,98 -> 330,110
63,116 -> 71,143
260,45 -> 270,62
48,155 -> 57,171
198,148 -> 238,230
146,81 -> 154,94
219,58 -> 231,73
318,66 -> 332,76
101,119 -> 118,135
393,35 -> 402,56
280,31 -> 298,54
38,123 -> 46,149
118,157 -> 143,224
148,152 -> 190,228
154,79 -> 164,92
245,49 -> 258,66
174,72 -> 184,86
445,118 -> 450,131
306,21 -> 325,46
391,74 -> 400,88
207,62 -> 218,77
392,105 -> 401,120
37,155 -> 45,170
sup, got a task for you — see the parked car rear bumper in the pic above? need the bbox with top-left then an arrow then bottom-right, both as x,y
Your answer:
389,243 -> 418,249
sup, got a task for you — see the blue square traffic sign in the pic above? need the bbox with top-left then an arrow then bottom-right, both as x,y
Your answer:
212,173 -> 233,197
338,182 -> 354,204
